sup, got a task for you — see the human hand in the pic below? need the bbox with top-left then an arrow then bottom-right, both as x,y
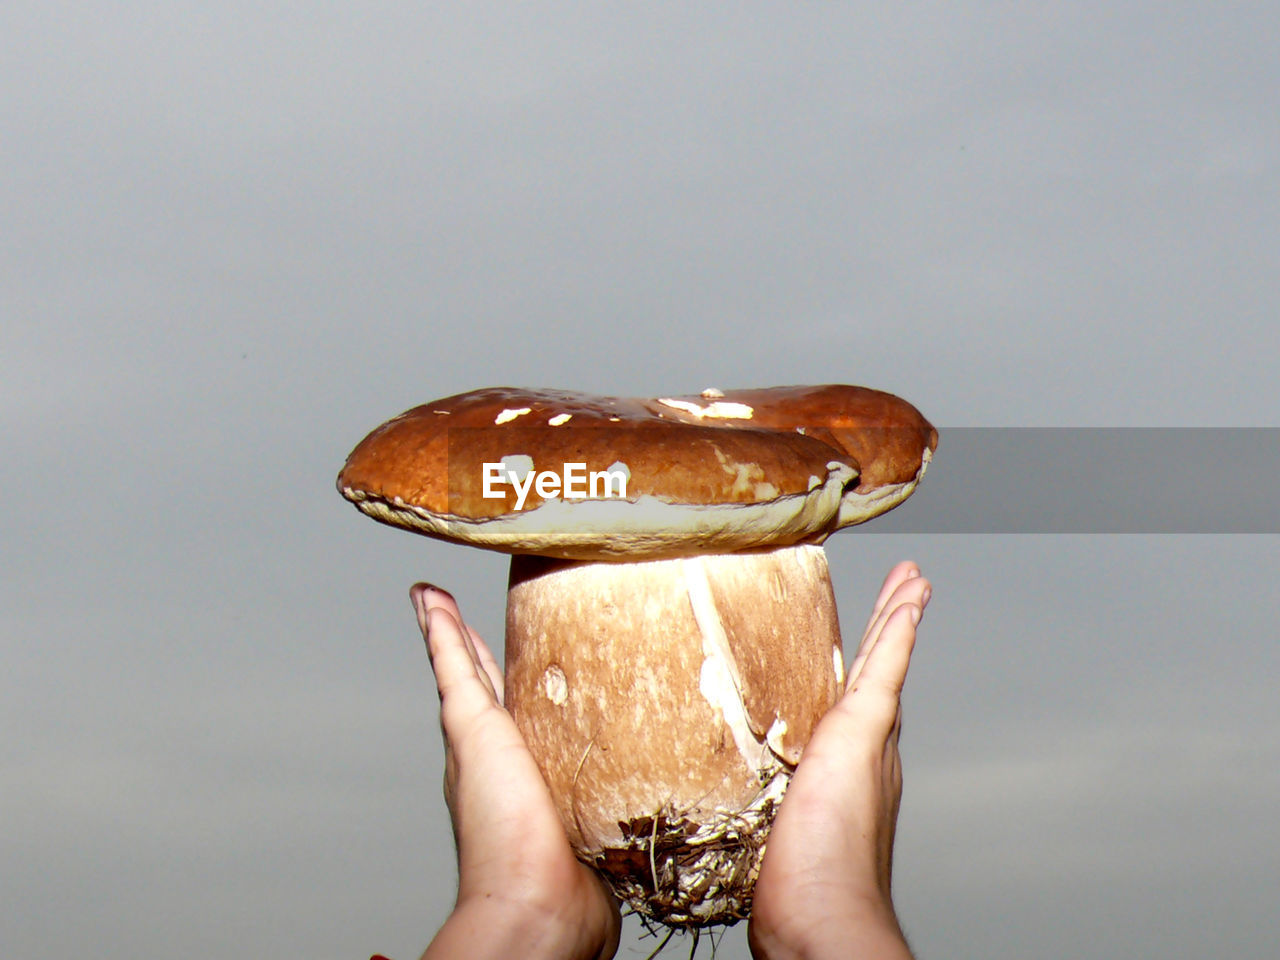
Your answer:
749,561 -> 930,960
409,584 -> 620,960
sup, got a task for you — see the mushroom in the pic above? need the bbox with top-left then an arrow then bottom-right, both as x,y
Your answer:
338,384 -> 936,927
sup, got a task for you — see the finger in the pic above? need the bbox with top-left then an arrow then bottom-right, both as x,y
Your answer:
466,627 -> 506,704
410,597 -> 505,753
842,602 -> 921,742
848,575 -> 930,688
420,606 -> 485,701
411,583 -> 505,703
861,560 -> 921,641
858,601 -> 918,698
846,562 -> 921,681
410,583 -> 498,702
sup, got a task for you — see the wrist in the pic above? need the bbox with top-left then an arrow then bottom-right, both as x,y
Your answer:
750,896 -> 913,960
802,918 -> 913,960
424,895 -> 610,960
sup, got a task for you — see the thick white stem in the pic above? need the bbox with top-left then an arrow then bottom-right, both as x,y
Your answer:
504,544 -> 843,926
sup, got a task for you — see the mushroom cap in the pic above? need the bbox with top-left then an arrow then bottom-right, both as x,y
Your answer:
337,385 -> 936,560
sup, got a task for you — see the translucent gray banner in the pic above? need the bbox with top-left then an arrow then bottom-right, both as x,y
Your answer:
867,429 -> 1280,534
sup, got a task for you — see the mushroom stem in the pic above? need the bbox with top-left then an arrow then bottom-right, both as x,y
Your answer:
504,544 -> 844,926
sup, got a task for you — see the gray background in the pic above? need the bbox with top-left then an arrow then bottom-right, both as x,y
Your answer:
4,3 -> 1278,958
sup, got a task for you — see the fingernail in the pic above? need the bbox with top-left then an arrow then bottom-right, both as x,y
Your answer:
921,585 -> 932,606
909,604 -> 922,625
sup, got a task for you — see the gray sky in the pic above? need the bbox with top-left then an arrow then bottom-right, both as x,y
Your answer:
4,3 -> 1278,958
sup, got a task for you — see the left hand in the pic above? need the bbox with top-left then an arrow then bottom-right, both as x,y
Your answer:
410,584 -> 620,960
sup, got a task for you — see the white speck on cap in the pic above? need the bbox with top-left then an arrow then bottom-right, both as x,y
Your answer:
548,413 -> 572,426
500,454 -> 534,480
494,407 -> 532,425
658,398 -> 754,420
700,387 -> 725,398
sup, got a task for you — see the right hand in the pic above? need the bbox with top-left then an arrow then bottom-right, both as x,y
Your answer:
749,561 -> 931,960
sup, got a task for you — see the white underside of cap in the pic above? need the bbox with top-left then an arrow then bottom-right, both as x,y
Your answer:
342,462 -> 856,559
836,446 -> 930,526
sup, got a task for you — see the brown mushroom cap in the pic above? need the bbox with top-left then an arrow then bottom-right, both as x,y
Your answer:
337,385 -> 935,560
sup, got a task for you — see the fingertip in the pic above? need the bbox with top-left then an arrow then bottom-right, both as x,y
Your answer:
887,560 -> 920,589
886,598 -> 922,636
410,582 -> 458,636
409,581 -> 453,608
